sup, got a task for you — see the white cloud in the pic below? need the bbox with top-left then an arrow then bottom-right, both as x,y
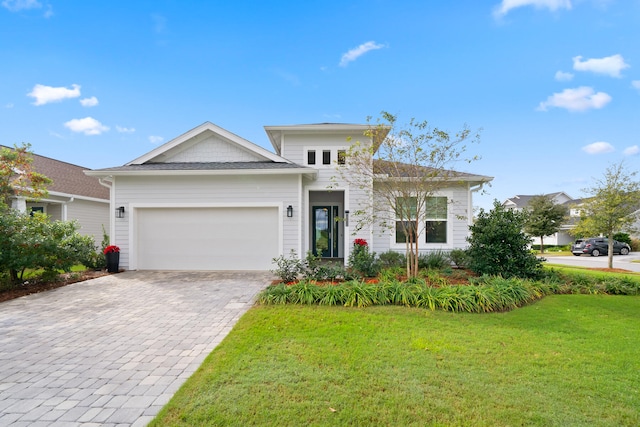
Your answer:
1,0 -> 41,11
572,54 -> 629,78
28,83 -> 81,105
64,117 -> 109,135
582,141 -> 614,154
632,81 -> 640,91
537,86 -> 611,112
493,0 -> 571,18
149,135 -> 164,144
623,145 -> 639,156
116,125 -> 135,133
339,41 -> 385,67
555,70 -> 574,81
79,96 -> 99,107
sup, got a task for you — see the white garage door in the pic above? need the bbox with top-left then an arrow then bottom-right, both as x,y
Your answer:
136,207 -> 279,270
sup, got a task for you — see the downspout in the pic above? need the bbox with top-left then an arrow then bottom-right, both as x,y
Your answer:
468,182 -> 486,227
62,197 -> 74,221
98,177 -> 114,244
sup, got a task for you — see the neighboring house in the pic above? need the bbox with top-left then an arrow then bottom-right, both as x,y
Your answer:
85,122 -> 492,271
2,146 -> 110,245
502,192 -> 579,246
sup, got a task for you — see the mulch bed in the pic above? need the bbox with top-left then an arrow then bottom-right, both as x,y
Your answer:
0,270 -> 112,303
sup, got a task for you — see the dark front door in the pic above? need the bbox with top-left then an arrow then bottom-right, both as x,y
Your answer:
312,206 -> 339,257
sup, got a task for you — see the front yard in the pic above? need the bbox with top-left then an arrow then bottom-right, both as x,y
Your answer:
151,296 -> 640,426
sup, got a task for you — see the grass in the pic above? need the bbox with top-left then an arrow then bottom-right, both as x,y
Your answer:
545,263 -> 640,278
151,296 -> 640,426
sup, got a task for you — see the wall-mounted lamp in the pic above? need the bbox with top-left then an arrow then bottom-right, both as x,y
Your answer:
344,210 -> 349,227
286,205 -> 293,218
115,206 -> 125,218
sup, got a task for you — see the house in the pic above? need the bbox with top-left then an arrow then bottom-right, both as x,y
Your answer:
502,192 -> 579,246
3,146 -> 110,245
85,122 -> 492,271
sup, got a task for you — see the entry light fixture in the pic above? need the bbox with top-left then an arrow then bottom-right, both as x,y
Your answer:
115,206 -> 125,218
345,210 -> 350,227
286,205 -> 293,218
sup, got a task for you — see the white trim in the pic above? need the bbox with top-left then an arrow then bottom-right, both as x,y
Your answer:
128,202 -> 282,270
128,122 -> 289,165
85,168 -> 317,179
38,191 -> 108,204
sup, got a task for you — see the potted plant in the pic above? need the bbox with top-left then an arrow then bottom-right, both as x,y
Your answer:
104,245 -> 120,273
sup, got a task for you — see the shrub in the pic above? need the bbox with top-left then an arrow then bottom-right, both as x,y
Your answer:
631,238 -> 640,252
271,250 -> 303,283
347,239 -> 379,278
613,232 -> 632,246
377,251 -> 406,269
449,249 -> 469,269
466,201 -> 543,279
0,209 -> 98,282
418,250 -> 450,270
302,251 -> 345,281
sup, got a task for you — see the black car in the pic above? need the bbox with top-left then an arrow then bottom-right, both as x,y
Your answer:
571,238 -> 631,257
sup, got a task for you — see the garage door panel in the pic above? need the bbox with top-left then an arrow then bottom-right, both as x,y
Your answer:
136,207 -> 279,270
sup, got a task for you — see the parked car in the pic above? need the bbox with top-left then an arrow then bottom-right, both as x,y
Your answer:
571,238 -> 631,257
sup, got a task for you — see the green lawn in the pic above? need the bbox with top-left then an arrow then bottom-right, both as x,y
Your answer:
151,295 -> 640,426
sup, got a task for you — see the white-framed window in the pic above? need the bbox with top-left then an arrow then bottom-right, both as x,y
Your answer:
393,195 -> 449,245
425,196 -> 447,243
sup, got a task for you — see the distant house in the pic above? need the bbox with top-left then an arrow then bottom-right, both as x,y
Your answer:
502,192 -> 579,246
3,146 -> 110,245
86,122 -> 493,271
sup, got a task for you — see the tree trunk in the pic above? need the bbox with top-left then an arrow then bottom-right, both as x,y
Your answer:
540,236 -> 544,254
608,237 -> 614,269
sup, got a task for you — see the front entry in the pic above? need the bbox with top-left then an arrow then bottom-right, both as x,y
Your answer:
312,206 -> 339,257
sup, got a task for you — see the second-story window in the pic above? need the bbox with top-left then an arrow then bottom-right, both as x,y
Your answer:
337,150 -> 346,165
307,150 -> 316,165
322,150 -> 331,165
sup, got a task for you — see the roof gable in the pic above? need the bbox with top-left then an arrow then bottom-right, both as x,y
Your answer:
128,122 -> 289,165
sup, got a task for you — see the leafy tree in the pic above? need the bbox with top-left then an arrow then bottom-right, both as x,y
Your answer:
466,200 -> 543,279
524,194 -> 568,254
0,143 -> 51,208
334,111 -> 480,278
572,162 -> 640,268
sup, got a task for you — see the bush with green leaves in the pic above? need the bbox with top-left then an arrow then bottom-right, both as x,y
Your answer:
418,250 -> 450,270
301,251 -> 346,281
271,250 -> 304,283
347,240 -> 379,278
0,209 -> 97,282
466,200 -> 543,279
448,248 -> 469,268
377,251 -> 406,269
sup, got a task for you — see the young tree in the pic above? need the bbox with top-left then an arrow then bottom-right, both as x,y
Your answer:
467,200 -> 543,279
0,143 -> 51,208
524,194 -> 568,254
335,111 -> 481,278
572,162 -> 640,268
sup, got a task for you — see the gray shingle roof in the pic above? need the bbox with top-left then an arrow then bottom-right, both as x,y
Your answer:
1,145 -> 109,200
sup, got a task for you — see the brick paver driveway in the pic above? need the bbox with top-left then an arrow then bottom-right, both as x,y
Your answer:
0,271 -> 271,426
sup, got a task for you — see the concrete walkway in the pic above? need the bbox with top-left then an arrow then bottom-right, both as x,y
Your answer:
0,271 -> 271,426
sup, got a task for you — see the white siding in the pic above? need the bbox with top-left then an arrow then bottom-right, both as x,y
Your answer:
66,199 -> 109,245
115,174 -> 299,269
165,133 -> 264,162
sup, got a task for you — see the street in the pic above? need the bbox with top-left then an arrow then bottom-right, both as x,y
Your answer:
541,253 -> 640,272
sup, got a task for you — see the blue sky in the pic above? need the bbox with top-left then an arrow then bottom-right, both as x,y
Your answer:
1,0 -> 638,210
